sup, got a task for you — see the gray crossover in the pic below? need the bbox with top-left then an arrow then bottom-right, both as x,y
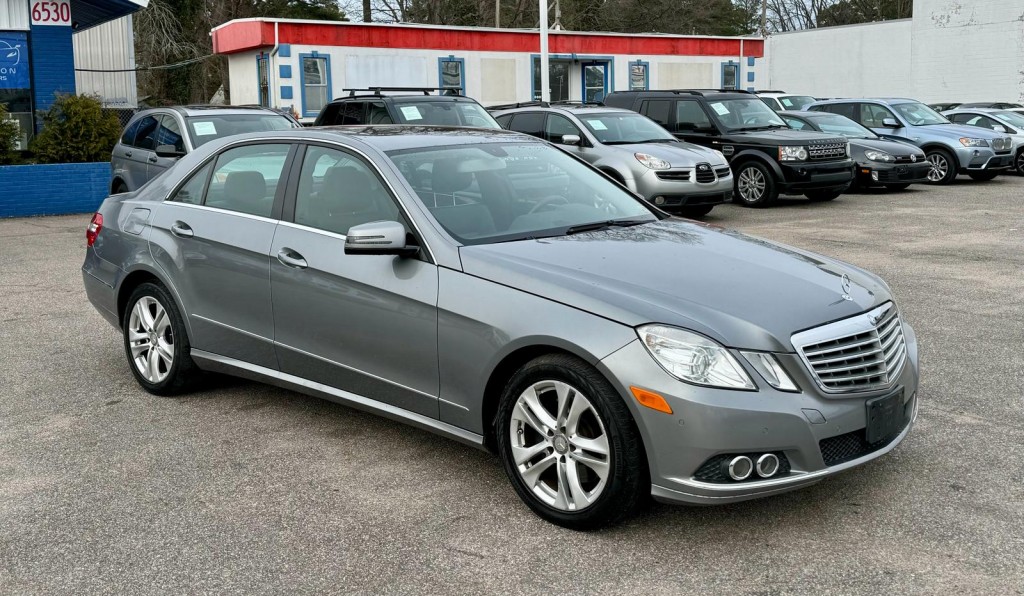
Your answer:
491,104 -> 732,218
83,126 -> 920,530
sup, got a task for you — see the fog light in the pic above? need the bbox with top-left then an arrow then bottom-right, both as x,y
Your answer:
654,196 -> 666,205
756,453 -> 780,478
871,171 -> 879,182
725,455 -> 753,480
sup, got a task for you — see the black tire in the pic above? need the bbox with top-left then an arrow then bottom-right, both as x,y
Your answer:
804,190 -> 842,202
733,161 -> 778,207
1016,150 -> 1024,176
122,282 -> 201,396
495,354 -> 645,531
113,181 -> 129,194
884,183 -> 911,191
968,171 -> 999,182
924,148 -> 957,185
676,204 -> 715,218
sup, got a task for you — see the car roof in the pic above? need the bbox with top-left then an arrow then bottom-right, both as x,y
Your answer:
608,89 -> 757,100
777,110 -> 823,118
328,94 -> 482,105
157,105 -> 287,117
201,125 -> 538,153
490,103 -> 636,116
813,98 -> 919,105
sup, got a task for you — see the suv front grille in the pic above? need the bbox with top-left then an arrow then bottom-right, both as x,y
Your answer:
714,166 -> 732,177
992,137 -> 1012,153
808,141 -> 847,161
792,302 -> 907,393
694,163 -> 715,183
656,169 -> 691,181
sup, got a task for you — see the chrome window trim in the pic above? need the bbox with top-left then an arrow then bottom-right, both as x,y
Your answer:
166,201 -> 279,225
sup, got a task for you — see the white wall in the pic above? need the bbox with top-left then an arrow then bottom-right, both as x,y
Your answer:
74,16 -> 138,107
0,0 -> 30,30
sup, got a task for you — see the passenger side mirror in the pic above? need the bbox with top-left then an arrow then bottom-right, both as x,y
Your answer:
344,220 -> 419,257
561,134 -> 581,146
155,145 -> 185,158
881,118 -> 901,129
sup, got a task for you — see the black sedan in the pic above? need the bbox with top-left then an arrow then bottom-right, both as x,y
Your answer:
780,111 -> 931,190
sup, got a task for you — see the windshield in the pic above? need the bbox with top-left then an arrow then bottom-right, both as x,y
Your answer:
706,98 -> 788,131
779,96 -> 816,110
578,112 -> 676,144
993,110 -> 1024,128
393,101 -> 500,128
387,143 -> 657,245
808,113 -> 876,139
186,114 -> 299,147
892,102 -> 949,126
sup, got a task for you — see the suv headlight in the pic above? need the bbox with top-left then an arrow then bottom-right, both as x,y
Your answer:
864,149 -> 894,162
740,351 -> 799,392
959,137 -> 990,148
634,153 -> 671,170
845,142 -> 851,157
637,325 -> 756,390
779,146 -> 808,161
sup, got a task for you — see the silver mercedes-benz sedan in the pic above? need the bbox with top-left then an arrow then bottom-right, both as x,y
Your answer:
82,126 -> 919,530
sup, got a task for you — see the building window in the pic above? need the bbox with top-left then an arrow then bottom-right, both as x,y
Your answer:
438,57 -> 465,95
300,54 -> 331,118
257,55 -> 270,107
721,62 -> 739,90
629,61 -> 649,91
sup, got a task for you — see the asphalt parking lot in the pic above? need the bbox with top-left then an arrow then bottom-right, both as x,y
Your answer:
2,177 -> 1023,594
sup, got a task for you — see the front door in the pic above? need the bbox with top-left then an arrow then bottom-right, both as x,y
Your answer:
533,59 -> 571,102
581,62 -> 608,103
270,144 -> 440,417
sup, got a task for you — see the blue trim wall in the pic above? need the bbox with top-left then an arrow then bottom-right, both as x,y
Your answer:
529,54 -> 615,101
580,61 -> 609,103
437,55 -> 466,94
29,24 -> 76,121
0,163 -> 110,218
298,52 -> 332,118
720,61 -> 739,90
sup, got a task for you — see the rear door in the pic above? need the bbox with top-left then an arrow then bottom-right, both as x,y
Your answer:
129,114 -> 162,188
149,142 -> 295,369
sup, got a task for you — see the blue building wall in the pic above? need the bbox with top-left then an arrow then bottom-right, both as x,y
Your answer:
0,162 -> 110,218
29,23 -> 77,116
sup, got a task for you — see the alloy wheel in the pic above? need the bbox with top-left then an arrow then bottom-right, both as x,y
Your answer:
927,153 -> 949,182
509,380 -> 610,512
1016,152 -> 1024,176
738,167 -> 766,202
127,296 -> 174,383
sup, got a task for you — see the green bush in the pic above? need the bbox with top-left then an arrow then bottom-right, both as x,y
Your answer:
0,103 -> 19,165
30,94 -> 122,164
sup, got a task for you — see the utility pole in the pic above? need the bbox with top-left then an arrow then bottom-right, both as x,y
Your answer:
363,0 -> 371,22
496,0 -> 500,27
539,0 -> 549,102
760,0 -> 768,36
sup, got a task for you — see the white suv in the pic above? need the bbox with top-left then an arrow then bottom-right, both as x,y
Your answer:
758,91 -> 818,112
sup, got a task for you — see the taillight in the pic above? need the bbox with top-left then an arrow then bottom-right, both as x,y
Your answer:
86,213 -> 103,246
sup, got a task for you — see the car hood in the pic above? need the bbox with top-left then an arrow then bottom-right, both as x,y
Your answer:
725,128 -> 845,145
459,220 -> 890,352
851,137 -> 924,156
611,142 -> 726,168
905,123 -> 1006,140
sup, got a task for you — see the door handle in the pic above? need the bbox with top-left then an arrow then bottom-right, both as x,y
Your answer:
277,248 -> 308,269
170,221 -> 194,238
125,151 -> 132,158
148,155 -> 158,163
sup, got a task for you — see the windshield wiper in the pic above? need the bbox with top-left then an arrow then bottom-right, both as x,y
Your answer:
565,219 -> 648,235
732,124 -> 786,132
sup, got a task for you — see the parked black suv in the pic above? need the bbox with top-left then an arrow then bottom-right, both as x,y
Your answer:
604,90 -> 855,206
313,87 -> 501,129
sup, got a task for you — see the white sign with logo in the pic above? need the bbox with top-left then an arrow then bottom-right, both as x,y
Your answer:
31,0 -> 73,26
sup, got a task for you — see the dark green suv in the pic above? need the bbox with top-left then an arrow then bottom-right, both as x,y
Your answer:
604,90 -> 856,207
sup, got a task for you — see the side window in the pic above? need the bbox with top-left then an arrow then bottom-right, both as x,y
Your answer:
675,100 -> 713,132
157,116 -> 186,153
339,102 -> 365,125
545,114 -> 582,144
641,100 -> 671,126
205,144 -> 291,218
494,114 -> 513,128
317,103 -> 341,125
948,113 -> 971,125
820,103 -> 858,121
507,112 -> 545,138
973,116 -> 1004,131
134,116 -> 160,150
366,101 -> 393,124
293,146 -> 403,236
121,119 -> 142,146
169,162 -> 212,205
859,104 -> 896,128
764,98 -> 783,111
783,117 -> 807,130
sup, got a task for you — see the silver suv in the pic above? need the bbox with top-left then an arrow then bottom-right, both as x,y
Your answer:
491,103 -> 732,218
807,98 -> 1014,184
111,105 -> 300,193
942,108 -> 1024,175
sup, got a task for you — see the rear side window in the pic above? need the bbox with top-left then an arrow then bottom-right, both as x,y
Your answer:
507,112 -> 545,138
121,119 -> 142,146
494,114 -> 513,128
133,116 -> 160,150
817,103 -> 858,121
640,100 -> 671,126
339,102 -> 365,125
204,144 -> 291,218
316,103 -> 342,125
169,162 -> 212,205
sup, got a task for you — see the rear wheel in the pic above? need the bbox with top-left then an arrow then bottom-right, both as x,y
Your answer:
677,205 -> 715,218
123,282 -> 201,396
113,181 -> 129,194
734,161 -> 778,207
884,183 -> 911,191
968,171 -> 999,182
925,148 -> 957,184
804,190 -> 842,202
496,354 -> 644,530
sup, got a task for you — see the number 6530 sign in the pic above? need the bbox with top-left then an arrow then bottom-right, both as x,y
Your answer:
31,0 -> 72,26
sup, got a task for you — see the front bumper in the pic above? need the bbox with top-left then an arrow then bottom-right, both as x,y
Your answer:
857,161 -> 932,186
954,146 -> 1012,172
633,168 -> 734,207
597,322 -> 920,505
778,159 -> 855,194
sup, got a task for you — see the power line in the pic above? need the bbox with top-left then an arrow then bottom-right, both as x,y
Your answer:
75,54 -> 216,73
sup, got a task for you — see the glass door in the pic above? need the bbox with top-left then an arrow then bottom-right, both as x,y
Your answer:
582,62 -> 608,103
533,59 -> 571,103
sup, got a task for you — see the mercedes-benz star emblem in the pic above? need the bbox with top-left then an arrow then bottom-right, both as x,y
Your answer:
840,274 -> 853,301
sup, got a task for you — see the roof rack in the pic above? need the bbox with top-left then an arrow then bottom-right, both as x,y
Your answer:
550,100 -> 605,107
181,104 -> 270,110
486,100 -> 550,110
340,87 -> 463,98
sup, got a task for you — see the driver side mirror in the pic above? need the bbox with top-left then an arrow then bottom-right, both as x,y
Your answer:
881,118 -> 901,129
155,145 -> 186,158
344,221 -> 419,257
561,134 -> 581,146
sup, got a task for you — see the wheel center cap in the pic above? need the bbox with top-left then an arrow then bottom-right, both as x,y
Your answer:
552,434 -> 569,454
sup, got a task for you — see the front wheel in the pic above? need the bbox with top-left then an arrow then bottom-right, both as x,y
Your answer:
925,148 -> 957,184
804,190 -> 842,202
734,161 -> 778,207
1015,150 -> 1024,176
496,354 -> 645,530
123,282 -> 201,396
968,171 -> 999,182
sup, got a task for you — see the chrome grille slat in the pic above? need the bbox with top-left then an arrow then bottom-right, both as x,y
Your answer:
791,302 -> 908,394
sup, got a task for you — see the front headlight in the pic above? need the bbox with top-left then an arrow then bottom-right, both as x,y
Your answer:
959,137 -> 990,148
637,325 -> 756,390
740,351 -> 799,392
864,149 -> 894,162
779,146 -> 808,161
634,153 -> 671,170
711,149 -> 727,163
845,142 -> 851,157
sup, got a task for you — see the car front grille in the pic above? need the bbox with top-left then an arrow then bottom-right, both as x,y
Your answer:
656,169 -> 691,181
714,166 -> 732,177
694,163 -> 716,183
792,302 -> 907,393
808,140 -> 847,161
993,137 -> 1013,153
894,154 -> 924,164
693,452 -> 792,483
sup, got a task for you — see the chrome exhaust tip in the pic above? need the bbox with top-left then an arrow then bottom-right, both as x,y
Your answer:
756,453 -> 780,478
727,455 -> 753,481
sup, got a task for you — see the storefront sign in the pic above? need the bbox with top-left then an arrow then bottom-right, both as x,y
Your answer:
31,0 -> 73,26
0,32 -> 29,89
